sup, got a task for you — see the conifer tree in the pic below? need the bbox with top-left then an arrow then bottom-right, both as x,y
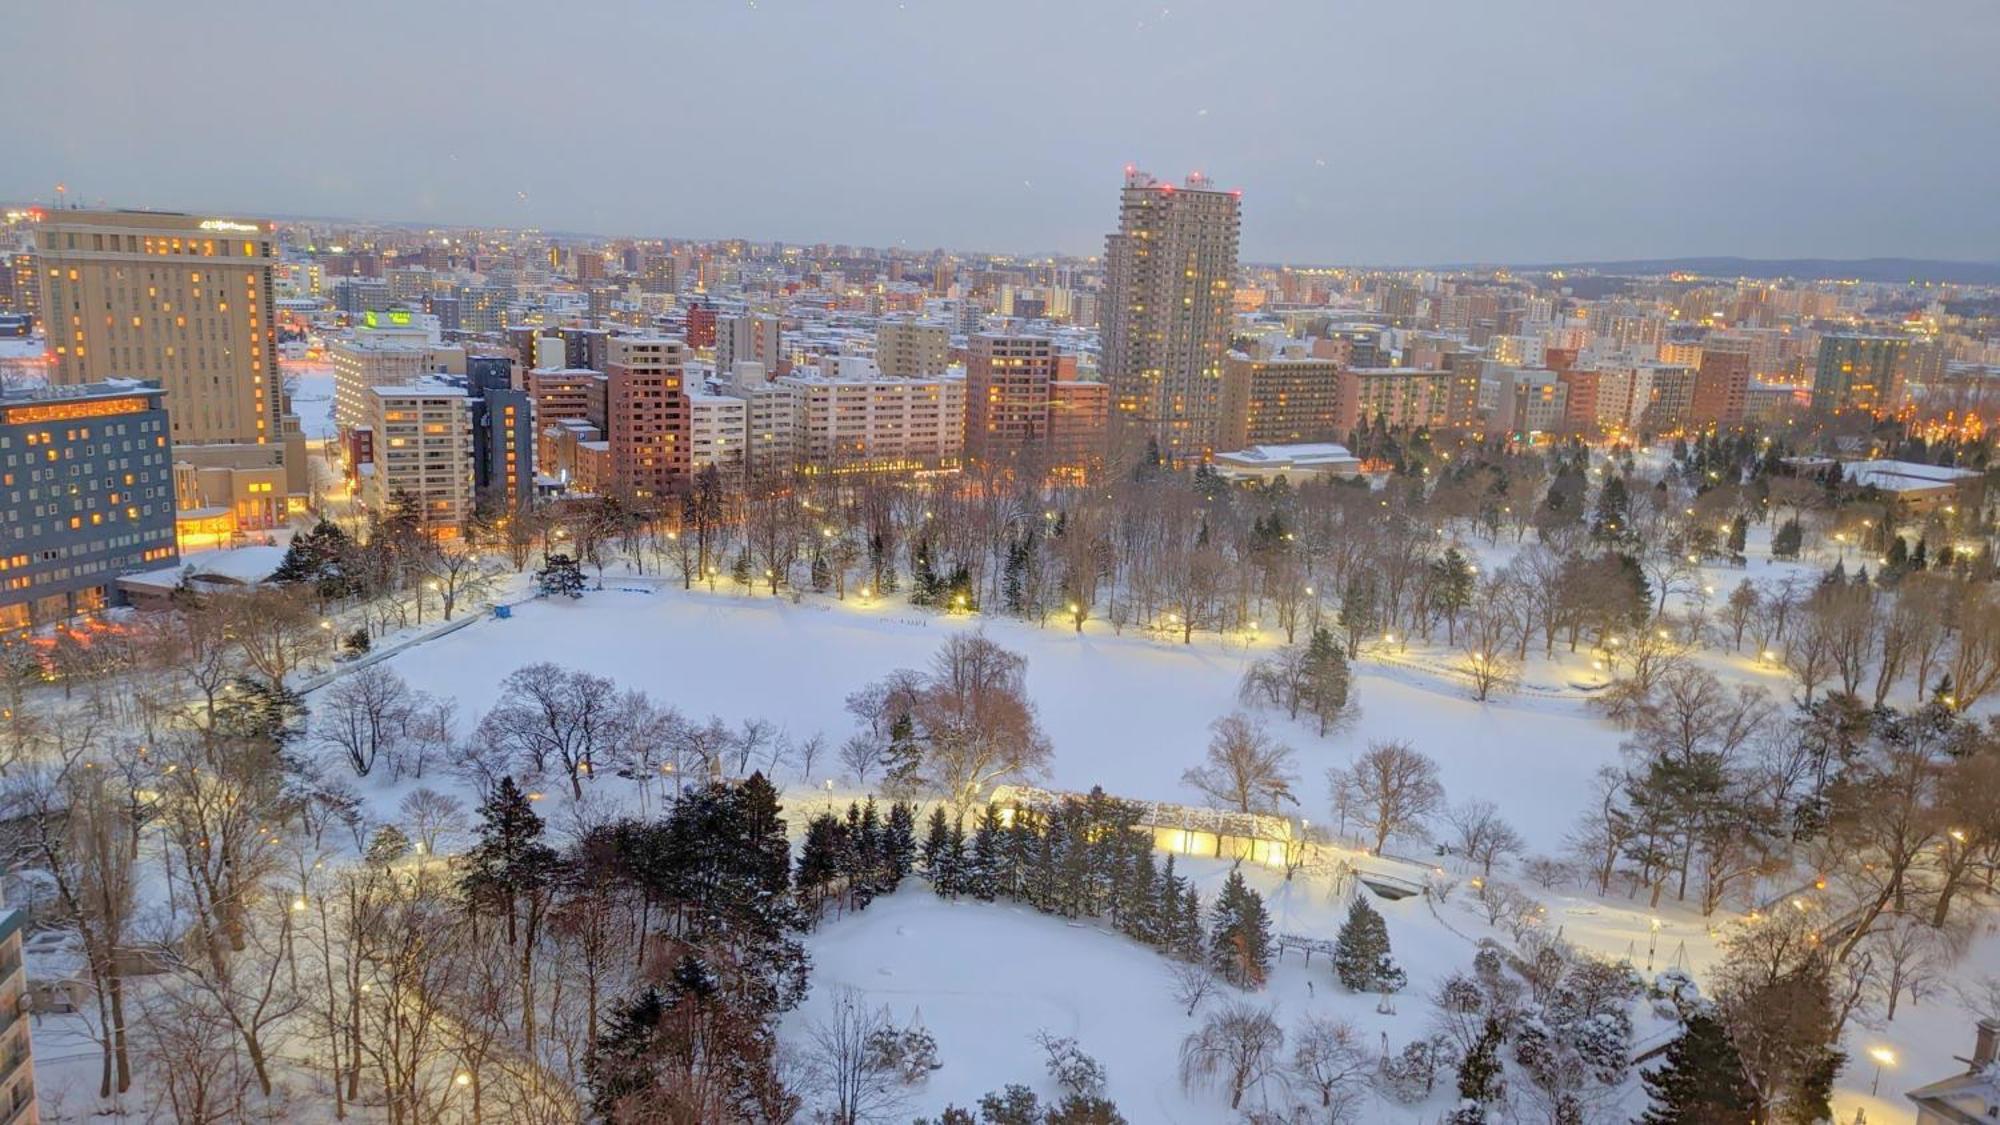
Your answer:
965,804 -> 1002,901
1116,848 -> 1159,944
944,814 -> 968,896
1303,625 -> 1353,734
883,712 -> 922,790
921,805 -> 952,880
536,552 -> 586,598
883,801 -> 917,890
1772,518 -> 1803,559
1178,885 -> 1204,961
1208,870 -> 1274,989
1332,896 -> 1405,993
795,812 -> 849,917
462,776 -> 561,945
1638,1013 -> 1754,1124
1455,1016 -> 1505,1104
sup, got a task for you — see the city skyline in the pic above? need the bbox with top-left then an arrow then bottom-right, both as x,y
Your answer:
8,0 -> 1999,265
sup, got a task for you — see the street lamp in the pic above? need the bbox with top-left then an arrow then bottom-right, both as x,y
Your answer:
320,618 -> 335,659
1868,1045 -> 1895,1096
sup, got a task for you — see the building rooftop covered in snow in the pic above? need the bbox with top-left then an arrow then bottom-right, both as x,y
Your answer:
1840,459 -> 1985,513
1907,1018 -> 2000,1124
1211,442 -> 1363,483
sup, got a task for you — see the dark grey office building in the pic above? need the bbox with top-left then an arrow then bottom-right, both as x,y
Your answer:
439,360 -> 535,513
0,380 -> 178,628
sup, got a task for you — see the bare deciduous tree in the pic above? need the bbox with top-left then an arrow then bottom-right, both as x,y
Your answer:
315,663 -> 414,777
475,662 -> 622,798
1445,800 -> 1525,878
803,986 -> 909,1125
1183,713 -> 1298,815
1179,1002 -> 1285,1111
1285,1014 -> 1369,1119
1343,740 -> 1444,855
1166,960 -> 1221,1017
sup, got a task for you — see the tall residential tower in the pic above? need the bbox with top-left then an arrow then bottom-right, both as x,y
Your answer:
1100,170 -> 1240,463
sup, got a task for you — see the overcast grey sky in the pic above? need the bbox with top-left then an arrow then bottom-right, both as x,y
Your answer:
7,0 -> 1997,264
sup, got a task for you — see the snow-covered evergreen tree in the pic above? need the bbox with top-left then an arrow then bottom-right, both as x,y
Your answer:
1207,870 -> 1273,989
882,800 -> 917,890
536,552 -> 586,598
1332,896 -> 1404,993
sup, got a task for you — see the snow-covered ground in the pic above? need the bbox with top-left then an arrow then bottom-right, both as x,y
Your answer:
358,580 -> 1628,855
782,855 -> 1680,1123
284,361 -> 335,440
313,562 -> 1987,1123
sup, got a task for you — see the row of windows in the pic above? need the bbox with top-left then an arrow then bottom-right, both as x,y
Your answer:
12,484 -> 169,514
46,231 -> 269,258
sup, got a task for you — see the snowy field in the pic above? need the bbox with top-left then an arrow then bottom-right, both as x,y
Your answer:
284,362 -> 335,440
781,869 -> 1478,1123
360,581 -> 1629,855
321,570 -> 1987,1122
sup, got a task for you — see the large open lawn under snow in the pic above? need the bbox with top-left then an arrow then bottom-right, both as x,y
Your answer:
324,577 -> 1986,1122
368,581 -> 1629,854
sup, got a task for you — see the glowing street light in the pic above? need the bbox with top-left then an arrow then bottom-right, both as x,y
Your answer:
1868,1045 -> 1896,1095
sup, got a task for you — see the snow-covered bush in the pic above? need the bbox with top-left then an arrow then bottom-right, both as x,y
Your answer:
1035,1031 -> 1107,1096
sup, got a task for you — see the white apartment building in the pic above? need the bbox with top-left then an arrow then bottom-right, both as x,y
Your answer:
331,326 -> 463,436
688,390 -> 748,477
362,383 -> 474,536
0,892 -> 36,1124
726,362 -> 802,479
777,358 -> 964,472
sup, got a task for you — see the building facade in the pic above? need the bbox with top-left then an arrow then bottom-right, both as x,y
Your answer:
876,319 -> 951,378
1813,334 -> 1910,416
688,390 -> 749,478
965,334 -> 1107,472
1334,367 -> 1480,434
526,367 -> 608,473
361,383 -> 474,536
716,312 -> 781,376
779,368 -> 964,473
604,336 -> 689,500
0,381 -> 178,629
1219,353 -> 1343,450
1100,170 -> 1240,462
1691,342 -> 1751,428
330,325 -> 463,436
0,895 -> 35,1123
36,210 -> 286,450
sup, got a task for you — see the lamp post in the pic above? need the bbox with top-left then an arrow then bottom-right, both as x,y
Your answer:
320,618 -> 335,660
1868,1045 -> 1895,1096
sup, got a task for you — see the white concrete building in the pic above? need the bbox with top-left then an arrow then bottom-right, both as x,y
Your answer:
688,390 -> 748,477
726,362 -> 802,479
331,327 -> 464,436
362,382 -> 474,536
1212,442 -> 1363,483
778,360 -> 964,472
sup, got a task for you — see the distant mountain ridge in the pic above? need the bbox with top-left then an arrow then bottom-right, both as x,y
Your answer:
1518,257 -> 2000,285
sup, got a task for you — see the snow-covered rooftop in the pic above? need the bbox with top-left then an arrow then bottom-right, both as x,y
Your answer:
1841,459 -> 1981,492
119,544 -> 289,591
1216,442 -> 1357,466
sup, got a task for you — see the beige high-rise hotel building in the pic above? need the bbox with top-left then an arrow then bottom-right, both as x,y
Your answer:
36,210 -> 286,451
